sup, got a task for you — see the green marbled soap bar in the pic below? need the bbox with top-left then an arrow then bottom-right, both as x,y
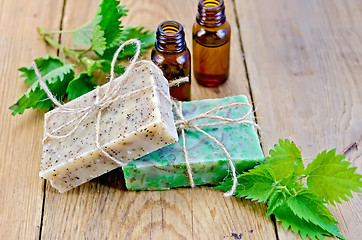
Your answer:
122,95 -> 264,190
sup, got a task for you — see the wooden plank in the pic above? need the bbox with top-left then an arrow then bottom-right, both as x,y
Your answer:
235,0 -> 362,239
40,0 -> 276,239
0,0 -> 64,239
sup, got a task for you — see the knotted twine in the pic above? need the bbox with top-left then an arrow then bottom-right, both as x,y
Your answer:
172,100 -> 258,197
35,39 -> 150,166
34,39 -> 258,197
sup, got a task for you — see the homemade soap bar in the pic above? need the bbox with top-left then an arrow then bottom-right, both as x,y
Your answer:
40,62 -> 178,193
123,95 -> 264,190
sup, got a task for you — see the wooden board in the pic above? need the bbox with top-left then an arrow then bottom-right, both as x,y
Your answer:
0,0 -> 64,239
39,0 -> 276,239
1,0 -> 361,239
235,0 -> 362,239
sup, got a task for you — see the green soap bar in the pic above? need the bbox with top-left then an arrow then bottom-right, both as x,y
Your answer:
122,95 -> 264,190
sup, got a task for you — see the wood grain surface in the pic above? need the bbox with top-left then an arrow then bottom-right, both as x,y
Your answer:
0,0 -> 361,239
235,0 -> 362,239
0,0 -> 63,239
40,0 -> 275,239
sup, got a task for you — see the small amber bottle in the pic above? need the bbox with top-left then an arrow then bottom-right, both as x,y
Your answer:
193,0 -> 231,87
151,21 -> 191,101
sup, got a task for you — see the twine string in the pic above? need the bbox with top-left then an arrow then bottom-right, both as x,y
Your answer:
34,38 -> 257,197
177,102 -> 196,188
172,100 -> 257,197
35,39 -> 144,166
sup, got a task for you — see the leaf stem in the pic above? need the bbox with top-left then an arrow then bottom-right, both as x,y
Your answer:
37,26 -> 94,67
41,29 -> 75,35
38,27 -> 79,58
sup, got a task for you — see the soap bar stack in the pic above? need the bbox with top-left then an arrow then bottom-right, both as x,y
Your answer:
122,95 -> 264,190
40,62 -> 178,193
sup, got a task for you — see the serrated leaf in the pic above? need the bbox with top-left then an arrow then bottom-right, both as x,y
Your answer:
66,72 -> 97,100
121,26 -> 155,47
18,55 -> 66,84
236,165 -> 277,202
92,25 -> 107,55
273,203 -> 332,240
117,26 -> 155,58
304,149 -> 362,205
215,164 -> 277,202
287,188 -> 344,239
73,20 -> 94,47
10,56 -> 75,115
266,189 -> 287,217
266,165 -> 304,217
265,139 -> 304,181
92,0 -> 128,55
97,26 -> 155,61
281,161 -> 304,192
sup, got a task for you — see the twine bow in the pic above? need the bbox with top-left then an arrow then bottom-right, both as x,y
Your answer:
172,100 -> 258,197
35,39 -> 156,166
34,38 -> 258,197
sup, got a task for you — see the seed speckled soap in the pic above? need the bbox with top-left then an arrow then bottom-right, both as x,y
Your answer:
40,62 -> 178,193
122,95 -> 264,190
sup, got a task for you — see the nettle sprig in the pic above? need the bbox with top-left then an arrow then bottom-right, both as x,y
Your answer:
10,0 -> 155,115
215,139 -> 362,240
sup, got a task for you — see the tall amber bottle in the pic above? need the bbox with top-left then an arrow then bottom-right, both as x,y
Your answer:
193,0 -> 231,87
151,21 -> 191,101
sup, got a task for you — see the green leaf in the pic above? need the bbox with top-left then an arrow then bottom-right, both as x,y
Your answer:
266,189 -> 287,217
273,203 -> 332,240
73,20 -> 94,47
280,161 -> 304,192
66,72 -> 97,100
97,26 -> 155,61
236,165 -> 277,202
121,26 -> 155,47
92,0 -> 128,55
214,164 -> 277,202
18,55 -> 68,84
304,149 -> 362,205
265,139 -> 304,181
287,188 -> 344,239
10,56 -> 75,115
214,139 -> 351,240
92,25 -> 107,55
82,57 -> 125,75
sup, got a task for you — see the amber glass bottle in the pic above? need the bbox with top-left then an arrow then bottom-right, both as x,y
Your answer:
193,0 -> 231,87
151,21 -> 191,101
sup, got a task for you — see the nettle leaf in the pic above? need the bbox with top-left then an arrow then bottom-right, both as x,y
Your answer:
215,164 -> 277,202
214,139 -> 351,240
273,203 -> 332,240
281,161 -> 304,192
287,188 -> 344,239
18,55 -> 67,84
10,56 -> 75,115
98,26 -> 155,61
73,20 -> 94,47
82,57 -> 125,75
92,25 -> 107,55
66,72 -> 97,100
265,139 -> 304,181
304,149 -> 362,205
236,165 -> 277,202
92,0 -> 128,55
121,26 -> 155,47
266,188 -> 287,216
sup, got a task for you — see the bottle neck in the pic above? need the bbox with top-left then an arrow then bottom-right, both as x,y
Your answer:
196,0 -> 226,27
155,21 -> 186,53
